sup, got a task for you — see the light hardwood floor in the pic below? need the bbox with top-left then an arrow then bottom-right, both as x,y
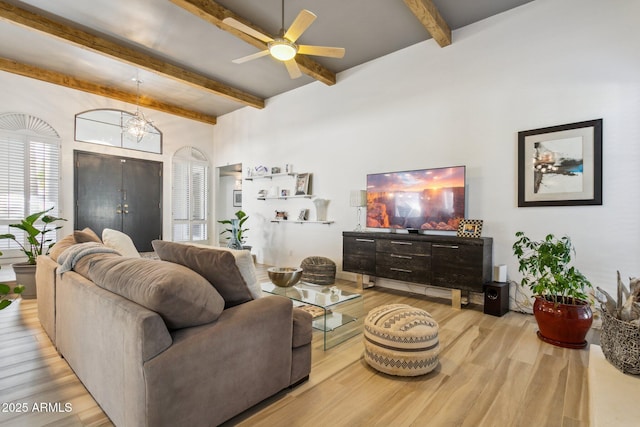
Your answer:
0,264 -> 591,427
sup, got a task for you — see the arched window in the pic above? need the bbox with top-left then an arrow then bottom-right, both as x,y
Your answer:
0,113 -> 61,255
172,147 -> 209,242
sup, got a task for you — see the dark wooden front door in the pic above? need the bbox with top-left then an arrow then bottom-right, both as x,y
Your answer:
74,151 -> 162,252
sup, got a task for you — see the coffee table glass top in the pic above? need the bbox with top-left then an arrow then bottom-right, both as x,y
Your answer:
261,281 -> 360,308
261,281 -> 364,350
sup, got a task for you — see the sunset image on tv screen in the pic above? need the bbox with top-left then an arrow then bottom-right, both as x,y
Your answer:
366,166 -> 465,231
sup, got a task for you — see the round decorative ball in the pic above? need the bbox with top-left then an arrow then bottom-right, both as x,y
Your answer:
364,304 -> 440,376
267,267 -> 303,288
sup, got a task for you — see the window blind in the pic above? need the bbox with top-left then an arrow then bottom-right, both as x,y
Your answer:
172,147 -> 208,242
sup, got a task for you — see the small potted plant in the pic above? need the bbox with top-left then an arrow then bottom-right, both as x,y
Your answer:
218,210 -> 249,250
512,231 -> 593,348
0,207 -> 66,298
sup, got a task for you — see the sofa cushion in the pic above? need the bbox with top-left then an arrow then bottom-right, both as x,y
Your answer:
87,257 -> 225,329
49,228 -> 101,262
152,240 -> 253,308
188,243 -> 261,299
102,228 -> 140,258
292,308 -> 313,348
74,227 -> 102,243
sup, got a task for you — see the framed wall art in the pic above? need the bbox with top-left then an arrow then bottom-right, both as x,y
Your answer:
518,119 -> 602,207
457,219 -> 483,238
233,190 -> 242,207
295,173 -> 310,195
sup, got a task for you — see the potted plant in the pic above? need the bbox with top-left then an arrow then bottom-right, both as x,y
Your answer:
0,255 -> 25,310
0,207 -> 66,299
512,231 -> 593,349
218,210 -> 249,250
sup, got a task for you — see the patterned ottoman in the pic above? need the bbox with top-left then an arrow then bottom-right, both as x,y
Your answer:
363,304 -> 440,376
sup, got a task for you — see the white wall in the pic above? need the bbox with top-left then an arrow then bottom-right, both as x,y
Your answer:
0,72 -> 215,246
213,0 -> 640,297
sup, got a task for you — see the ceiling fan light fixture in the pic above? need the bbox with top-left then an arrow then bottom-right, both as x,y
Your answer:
268,38 -> 298,61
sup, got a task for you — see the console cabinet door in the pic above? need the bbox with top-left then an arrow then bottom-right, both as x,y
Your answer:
431,243 -> 484,292
343,236 -> 376,275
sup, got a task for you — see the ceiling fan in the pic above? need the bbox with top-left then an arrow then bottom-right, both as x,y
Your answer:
222,0 -> 345,79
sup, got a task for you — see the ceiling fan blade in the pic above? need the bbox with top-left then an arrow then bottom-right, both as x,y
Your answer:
232,49 -> 270,64
223,17 -> 274,43
284,9 -> 316,43
298,45 -> 345,58
284,59 -> 302,79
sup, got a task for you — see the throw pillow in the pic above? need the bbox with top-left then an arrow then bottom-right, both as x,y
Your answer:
74,227 -> 102,244
102,228 -> 140,258
189,243 -> 261,299
87,257 -> 225,330
48,233 -> 76,262
152,240 -> 253,308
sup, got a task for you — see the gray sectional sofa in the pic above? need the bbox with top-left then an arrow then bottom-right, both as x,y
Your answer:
36,234 -> 312,427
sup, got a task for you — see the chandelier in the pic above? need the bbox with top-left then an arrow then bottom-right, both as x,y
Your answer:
123,78 -> 154,143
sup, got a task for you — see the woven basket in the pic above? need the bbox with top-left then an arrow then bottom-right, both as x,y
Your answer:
600,309 -> 640,375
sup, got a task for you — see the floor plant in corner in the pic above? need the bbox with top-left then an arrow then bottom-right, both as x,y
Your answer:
513,231 -> 593,349
0,207 -> 66,299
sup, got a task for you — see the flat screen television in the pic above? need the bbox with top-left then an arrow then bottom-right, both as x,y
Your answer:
366,166 -> 466,232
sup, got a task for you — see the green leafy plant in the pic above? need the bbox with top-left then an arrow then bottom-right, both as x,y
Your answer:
218,210 -> 249,245
512,231 -> 592,304
0,207 -> 67,265
0,251 -> 25,310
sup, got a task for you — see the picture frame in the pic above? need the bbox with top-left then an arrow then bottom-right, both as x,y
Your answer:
281,189 -> 289,197
297,209 -> 308,221
233,190 -> 242,207
518,119 -> 603,207
457,219 -> 483,238
295,173 -> 310,195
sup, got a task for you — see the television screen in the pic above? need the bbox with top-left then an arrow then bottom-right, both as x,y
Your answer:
366,166 -> 466,231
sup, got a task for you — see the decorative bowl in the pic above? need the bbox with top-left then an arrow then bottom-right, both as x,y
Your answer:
268,267 -> 303,288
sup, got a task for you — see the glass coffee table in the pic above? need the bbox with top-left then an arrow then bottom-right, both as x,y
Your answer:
261,281 -> 364,350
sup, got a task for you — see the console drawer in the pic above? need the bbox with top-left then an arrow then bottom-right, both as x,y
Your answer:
376,239 -> 431,255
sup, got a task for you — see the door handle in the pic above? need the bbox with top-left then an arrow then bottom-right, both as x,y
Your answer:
123,204 -> 129,214
116,204 -> 122,214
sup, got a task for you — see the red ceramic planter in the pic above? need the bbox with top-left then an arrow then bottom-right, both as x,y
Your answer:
533,296 -> 593,349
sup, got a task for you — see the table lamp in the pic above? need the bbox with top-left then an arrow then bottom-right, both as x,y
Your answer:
350,190 -> 367,231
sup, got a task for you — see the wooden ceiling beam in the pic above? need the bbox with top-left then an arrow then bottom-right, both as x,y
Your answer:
0,0 -> 263,109
0,56 -> 217,125
169,0 -> 337,85
403,0 -> 452,47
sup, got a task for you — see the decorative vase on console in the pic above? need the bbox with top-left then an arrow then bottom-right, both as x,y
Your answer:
313,198 -> 330,222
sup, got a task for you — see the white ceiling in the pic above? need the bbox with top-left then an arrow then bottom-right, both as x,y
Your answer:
0,0 -> 533,121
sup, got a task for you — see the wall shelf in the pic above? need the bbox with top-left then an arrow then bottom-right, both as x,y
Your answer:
245,172 -> 296,181
258,195 -> 313,200
271,220 -> 334,225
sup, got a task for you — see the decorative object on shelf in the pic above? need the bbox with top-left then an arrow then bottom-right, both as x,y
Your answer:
123,78 -> 155,143
275,210 -> 288,220
512,231 -> 593,348
267,267 -> 303,288
258,189 -> 268,198
233,190 -> 242,207
297,209 -> 308,221
518,118 -> 603,207
457,219 -> 483,238
281,189 -> 290,197
271,167 -> 281,174
313,198 -> 330,221
254,165 -> 268,176
218,210 -> 249,250
295,173 -> 310,195
595,272 -> 640,374
285,163 -> 293,173
0,206 -> 67,299
350,190 -> 367,232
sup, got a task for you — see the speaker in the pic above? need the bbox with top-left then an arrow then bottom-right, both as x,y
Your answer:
484,282 -> 509,317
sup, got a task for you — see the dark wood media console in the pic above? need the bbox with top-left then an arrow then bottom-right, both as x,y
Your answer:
343,231 -> 493,308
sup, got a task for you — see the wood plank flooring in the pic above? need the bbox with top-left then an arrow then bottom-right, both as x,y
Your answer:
0,264 -> 591,427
